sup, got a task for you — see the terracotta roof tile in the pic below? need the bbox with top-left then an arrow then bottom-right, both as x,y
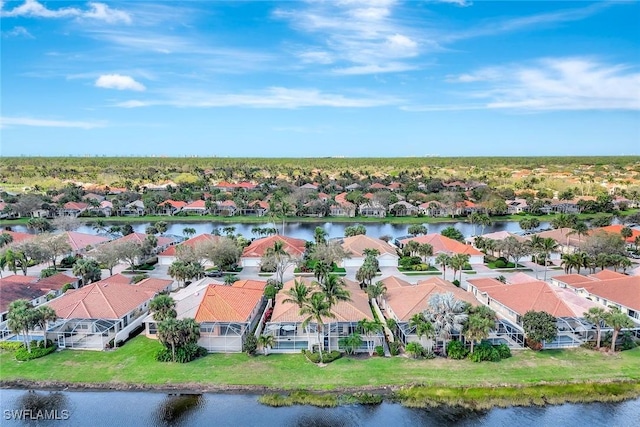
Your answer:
399,234 -> 482,256
242,235 -> 306,258
341,235 -> 397,257
194,284 -> 264,322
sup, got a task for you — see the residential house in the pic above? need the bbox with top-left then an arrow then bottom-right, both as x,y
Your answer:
340,235 -> 399,268
506,198 -> 529,214
264,278 -> 383,353
397,234 -> 484,264
389,201 -> 418,217
379,276 -> 478,347
182,200 -> 208,215
330,193 -> 356,217
63,231 -> 110,254
418,201 -> 447,217
467,277 -> 600,348
358,201 -> 386,218
158,200 -> 187,216
120,200 -> 145,216
46,276 -> 173,350
158,234 -> 220,265
345,183 -> 361,191
594,224 -> 640,245
525,228 -> 579,255
552,271 -> 640,323
242,200 -> 269,216
59,202 -> 89,217
213,200 -> 238,216
88,200 -> 113,217
299,183 -> 319,191
83,193 -> 105,203
241,235 -> 307,267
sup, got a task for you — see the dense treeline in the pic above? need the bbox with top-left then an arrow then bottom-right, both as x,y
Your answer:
1,156 -> 639,190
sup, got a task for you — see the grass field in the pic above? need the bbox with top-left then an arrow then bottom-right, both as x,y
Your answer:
1,337 -> 639,391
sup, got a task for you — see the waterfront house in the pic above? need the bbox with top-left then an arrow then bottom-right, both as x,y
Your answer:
330,193 -> 356,217
158,234 -> 220,265
158,200 -> 187,216
389,201 -> 419,217
397,234 -> 484,264
46,276 -> 172,350
264,278 -> 383,353
181,200 -> 208,215
59,202 -> 89,217
88,200 -> 113,217
358,201 -> 386,218
467,277 -> 600,348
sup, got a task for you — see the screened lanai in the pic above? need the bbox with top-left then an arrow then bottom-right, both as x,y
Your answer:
48,318 -> 118,350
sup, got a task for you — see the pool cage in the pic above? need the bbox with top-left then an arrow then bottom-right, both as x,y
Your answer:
48,319 -> 118,350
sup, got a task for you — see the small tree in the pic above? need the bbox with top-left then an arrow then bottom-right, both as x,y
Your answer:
584,306 -> 607,349
358,319 -> 382,356
243,334 -> 258,355
72,259 -> 102,285
605,308 -> 634,352
257,334 -> 275,356
522,310 -> 557,349
150,294 -> 177,322
344,224 -> 366,237
408,224 -> 428,237
92,243 -> 122,276
339,333 -> 363,355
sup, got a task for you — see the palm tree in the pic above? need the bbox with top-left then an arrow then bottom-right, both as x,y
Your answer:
409,313 -> 434,351
465,314 -> 493,354
300,292 -> 334,363
568,221 -> 589,246
435,253 -> 451,280
424,292 -> 468,356
0,232 -> 14,247
157,318 -> 180,361
183,227 -> 196,239
536,237 -> 558,281
150,294 -> 177,322
449,253 -> 470,282
358,319 -> 382,356
258,334 -> 275,356
283,280 -> 310,308
313,227 -> 328,245
7,300 -> 38,353
366,280 -> 387,303
404,240 -> 420,257
605,308 -> 634,352
168,261 -> 188,287
318,275 -> 350,309
418,243 -> 433,264
313,261 -> 331,284
584,307 -> 607,349
92,219 -> 107,235
478,214 -> 492,235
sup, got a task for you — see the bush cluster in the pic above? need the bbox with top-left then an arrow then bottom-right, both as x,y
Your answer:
15,341 -> 56,361
446,341 -> 468,360
302,349 -> 342,364
388,341 -> 401,356
243,334 -> 258,355
0,341 -> 25,351
155,343 -> 207,363
468,342 -> 511,363
374,345 -> 384,357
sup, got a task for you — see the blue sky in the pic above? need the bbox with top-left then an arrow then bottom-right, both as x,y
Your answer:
1,0 -> 639,157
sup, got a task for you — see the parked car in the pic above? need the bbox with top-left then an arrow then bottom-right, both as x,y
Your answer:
205,270 -> 223,277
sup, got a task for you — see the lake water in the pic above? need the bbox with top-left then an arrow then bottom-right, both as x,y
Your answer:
0,390 -> 638,427
8,220 -> 551,241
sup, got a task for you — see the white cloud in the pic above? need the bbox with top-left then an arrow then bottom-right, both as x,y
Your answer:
447,58 -> 640,111
299,50 -> 334,65
275,0 -> 423,74
436,0 -> 472,7
1,0 -> 131,24
333,62 -> 416,75
1,26 -> 33,38
0,116 -> 105,129
95,74 -> 146,91
115,87 -> 400,109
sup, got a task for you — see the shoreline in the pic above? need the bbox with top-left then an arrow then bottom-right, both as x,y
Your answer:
2,379 -> 639,410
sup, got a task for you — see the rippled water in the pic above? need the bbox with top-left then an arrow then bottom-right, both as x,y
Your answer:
0,390 -> 638,427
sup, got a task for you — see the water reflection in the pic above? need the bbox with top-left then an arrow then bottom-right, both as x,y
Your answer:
154,394 -> 204,426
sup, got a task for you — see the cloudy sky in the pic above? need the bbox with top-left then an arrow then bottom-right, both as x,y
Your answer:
1,0 -> 639,157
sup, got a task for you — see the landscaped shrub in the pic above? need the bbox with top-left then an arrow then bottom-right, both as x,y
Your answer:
446,340 -> 468,360
469,341 -> 501,362
61,283 -> 74,293
389,341 -> 401,356
452,279 -> 460,287
0,341 -> 24,351
386,318 -> 397,331
40,267 -> 57,278
264,284 -> 277,300
620,332 -> 638,351
156,343 -> 207,363
302,349 -> 342,364
60,255 -> 79,268
15,345 -> 56,361
375,345 -> 384,357
405,342 -> 426,359
243,334 -> 258,355
494,259 -> 507,268
495,343 -> 512,359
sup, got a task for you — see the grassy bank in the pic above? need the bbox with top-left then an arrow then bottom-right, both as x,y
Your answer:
1,337 -> 639,393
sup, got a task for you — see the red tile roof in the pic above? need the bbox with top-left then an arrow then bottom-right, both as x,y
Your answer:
3,230 -> 35,244
63,201 -> 88,211
271,278 -> 373,323
242,235 -> 306,258
36,273 -> 77,291
64,231 -> 109,252
160,199 -> 187,209
399,234 -> 482,256
384,276 -> 478,321
194,283 -> 264,322
47,279 -> 160,319
0,275 -> 43,312
341,235 -> 397,257
554,272 -> 640,311
184,200 -> 206,209
113,232 -> 173,247
595,224 -> 640,244
467,277 -> 592,317
159,234 -> 220,256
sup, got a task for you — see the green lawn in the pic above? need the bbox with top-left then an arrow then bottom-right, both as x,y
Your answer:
1,337 -> 639,391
